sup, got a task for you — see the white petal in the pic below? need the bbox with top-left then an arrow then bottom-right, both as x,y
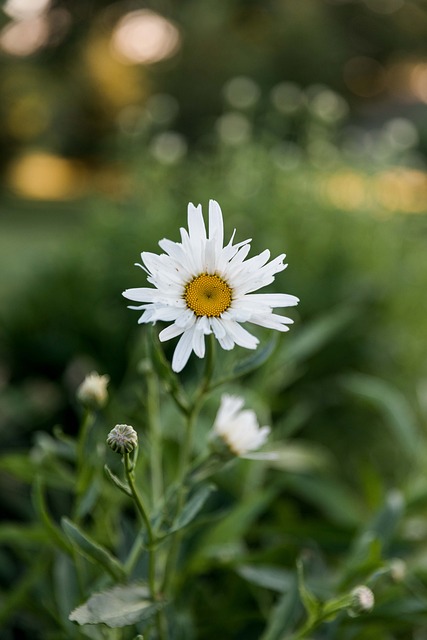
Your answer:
159,323 -> 185,342
210,316 -> 226,339
203,238 -> 217,273
216,331 -> 235,350
175,309 -> 196,329
249,313 -> 293,331
188,203 -> 206,242
243,293 -> 300,308
221,318 -> 259,349
123,288 -> 161,302
172,327 -> 196,372
192,323 -> 206,358
208,199 -> 224,251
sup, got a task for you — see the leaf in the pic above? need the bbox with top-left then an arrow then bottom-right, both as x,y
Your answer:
69,582 -> 164,628
236,564 -> 294,592
104,464 -> 132,497
32,477 -> 73,555
233,334 -> 278,377
61,518 -> 126,581
284,474 -> 364,526
340,373 -> 420,459
260,574 -> 301,640
188,489 -> 277,571
284,307 -> 355,364
297,559 -> 321,622
266,442 -> 332,473
340,490 -> 404,587
0,523 -> 48,546
169,483 -> 216,534
0,453 -> 74,488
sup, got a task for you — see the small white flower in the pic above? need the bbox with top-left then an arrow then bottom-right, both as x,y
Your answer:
123,200 -> 299,372
77,372 -> 109,409
211,394 -> 270,457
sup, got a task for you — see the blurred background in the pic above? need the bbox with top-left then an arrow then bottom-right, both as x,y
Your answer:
1,0 -> 427,468
2,1 -> 427,637
2,0 -> 427,464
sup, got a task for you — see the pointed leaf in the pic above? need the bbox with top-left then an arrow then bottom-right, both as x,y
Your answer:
261,574 -> 301,640
340,373 -> 420,459
62,518 -> 126,581
233,334 -> 278,377
297,559 -> 321,621
69,582 -> 164,628
236,564 -> 294,592
104,464 -> 132,497
285,307 -> 355,364
169,483 -> 216,534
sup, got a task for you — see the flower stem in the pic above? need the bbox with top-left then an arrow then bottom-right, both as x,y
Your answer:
123,453 -> 166,640
146,367 -> 163,506
123,453 -> 155,582
74,409 -> 95,519
162,337 -> 216,596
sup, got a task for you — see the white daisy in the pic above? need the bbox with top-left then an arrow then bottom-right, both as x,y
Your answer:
123,199 -> 299,372
211,394 -> 270,457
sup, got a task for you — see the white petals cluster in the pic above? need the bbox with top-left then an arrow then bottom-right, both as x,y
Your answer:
212,394 -> 270,457
123,199 -> 299,372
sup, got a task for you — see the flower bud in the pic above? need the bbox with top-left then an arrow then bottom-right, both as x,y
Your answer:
348,585 -> 374,617
77,372 -> 109,410
107,424 -> 138,454
389,558 -> 406,583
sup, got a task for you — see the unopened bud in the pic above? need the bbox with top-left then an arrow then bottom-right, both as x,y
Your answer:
107,424 -> 138,454
348,585 -> 374,617
77,372 -> 109,410
389,558 -> 406,583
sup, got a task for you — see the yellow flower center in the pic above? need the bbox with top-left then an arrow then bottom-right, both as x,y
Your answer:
185,274 -> 232,317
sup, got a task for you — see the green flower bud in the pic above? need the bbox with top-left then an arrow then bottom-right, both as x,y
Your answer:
348,586 -> 374,617
77,372 -> 109,410
107,424 -> 138,454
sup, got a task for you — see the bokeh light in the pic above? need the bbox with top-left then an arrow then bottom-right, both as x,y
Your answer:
110,10 -> 181,65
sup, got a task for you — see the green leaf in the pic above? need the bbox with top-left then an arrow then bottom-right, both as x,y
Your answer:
285,306 -> 355,364
260,574 -> 300,640
340,490 -> 404,587
61,518 -> 126,582
69,582 -> 164,628
188,489 -> 277,571
169,483 -> 216,534
297,559 -> 321,622
32,477 -> 73,555
0,523 -> 48,546
236,564 -> 294,592
0,453 -> 74,489
233,334 -> 278,377
266,442 -> 332,473
284,473 -> 364,526
104,464 -> 132,497
340,373 -> 420,459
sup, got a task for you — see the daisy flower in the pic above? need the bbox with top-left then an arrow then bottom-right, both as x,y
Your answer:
123,200 -> 299,372
210,394 -> 270,457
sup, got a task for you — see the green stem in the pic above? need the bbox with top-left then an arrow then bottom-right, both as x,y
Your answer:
124,454 -> 166,640
288,596 -> 352,640
146,367 -> 163,506
162,336 -> 216,596
123,453 -> 155,592
74,409 -> 95,517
